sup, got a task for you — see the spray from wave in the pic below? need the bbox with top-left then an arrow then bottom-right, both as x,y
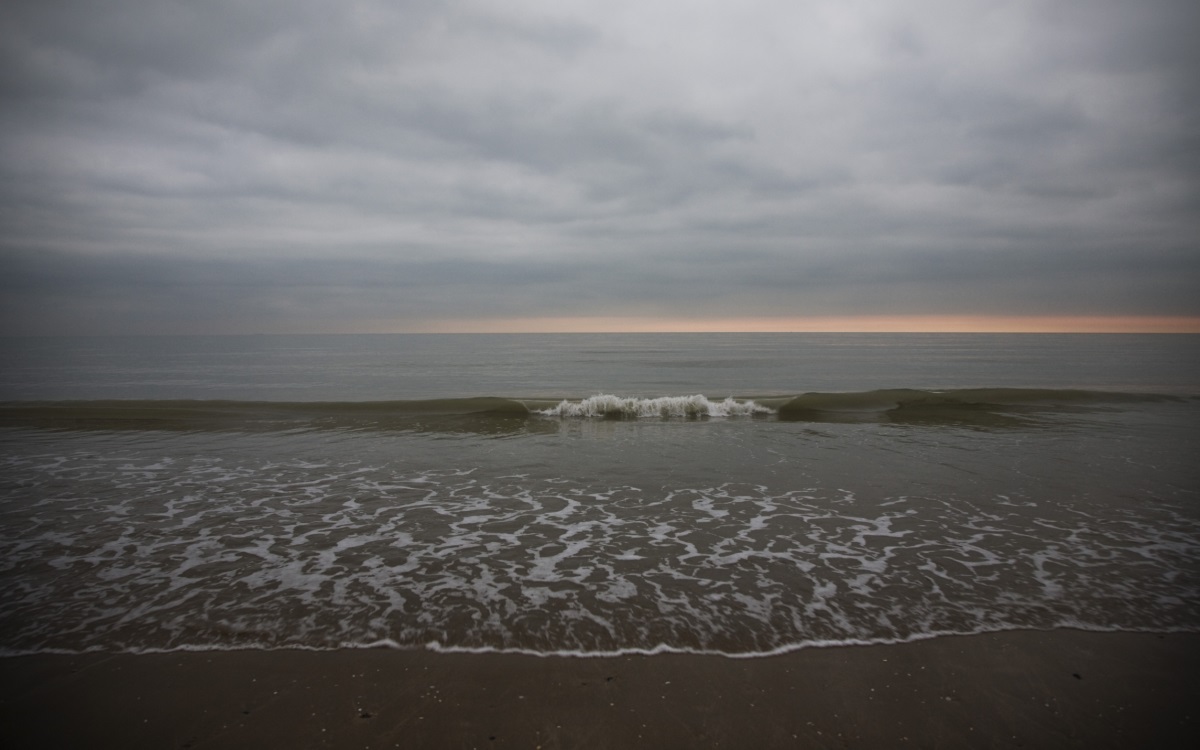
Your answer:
537,394 -> 773,419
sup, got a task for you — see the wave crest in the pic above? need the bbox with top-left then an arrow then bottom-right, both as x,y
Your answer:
537,394 -> 772,419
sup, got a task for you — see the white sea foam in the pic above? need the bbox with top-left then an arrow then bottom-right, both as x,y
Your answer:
538,394 -> 773,419
1,402 -> 1198,657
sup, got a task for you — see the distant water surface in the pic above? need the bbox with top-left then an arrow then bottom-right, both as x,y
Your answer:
2,333 -> 1197,400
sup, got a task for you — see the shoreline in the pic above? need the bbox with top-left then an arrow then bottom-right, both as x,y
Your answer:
2,629 -> 1197,748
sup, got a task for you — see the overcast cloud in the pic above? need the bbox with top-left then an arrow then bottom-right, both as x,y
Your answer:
1,0 -> 1198,334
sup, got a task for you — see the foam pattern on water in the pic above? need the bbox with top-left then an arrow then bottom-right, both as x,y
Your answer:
2,445 -> 1197,656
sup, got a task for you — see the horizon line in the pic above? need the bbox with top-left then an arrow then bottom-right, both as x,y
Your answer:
6,315 -> 1200,337
367,315 -> 1200,335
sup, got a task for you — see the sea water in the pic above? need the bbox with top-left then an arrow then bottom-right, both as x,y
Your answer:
1,333 -> 1197,656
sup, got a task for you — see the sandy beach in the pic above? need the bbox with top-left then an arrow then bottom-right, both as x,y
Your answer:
2,629 -> 1196,749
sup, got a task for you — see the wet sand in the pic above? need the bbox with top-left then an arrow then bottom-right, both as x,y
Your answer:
2,630 -> 1196,749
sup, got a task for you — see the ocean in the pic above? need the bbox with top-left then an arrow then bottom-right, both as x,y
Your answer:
1,333 -> 1198,657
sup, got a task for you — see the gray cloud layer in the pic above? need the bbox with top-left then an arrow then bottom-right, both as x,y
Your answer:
2,0 -> 1197,333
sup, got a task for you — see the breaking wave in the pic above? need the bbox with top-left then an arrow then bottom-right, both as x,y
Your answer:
537,394 -> 772,418
0,388 -> 1181,433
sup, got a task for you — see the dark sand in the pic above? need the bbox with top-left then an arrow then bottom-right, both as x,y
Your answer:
2,630 -> 1196,749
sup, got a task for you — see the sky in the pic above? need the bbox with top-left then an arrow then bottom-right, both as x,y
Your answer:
1,0 -> 1198,335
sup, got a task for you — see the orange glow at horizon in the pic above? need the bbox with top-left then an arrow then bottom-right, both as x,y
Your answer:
374,315 -> 1200,334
